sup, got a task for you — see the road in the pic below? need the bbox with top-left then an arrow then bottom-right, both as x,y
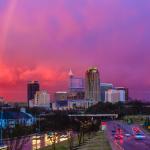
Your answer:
106,121 -> 150,150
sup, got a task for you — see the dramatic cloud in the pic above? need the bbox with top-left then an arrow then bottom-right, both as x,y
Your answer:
0,0 -> 150,101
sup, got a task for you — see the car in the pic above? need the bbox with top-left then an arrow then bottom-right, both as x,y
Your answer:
112,132 -> 116,136
112,130 -> 117,136
0,145 -> 8,150
112,130 -> 116,133
125,133 -> 131,137
132,127 -> 140,133
114,134 -> 123,140
134,133 -> 146,140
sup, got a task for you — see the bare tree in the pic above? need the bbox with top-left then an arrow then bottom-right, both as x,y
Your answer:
5,136 -> 30,150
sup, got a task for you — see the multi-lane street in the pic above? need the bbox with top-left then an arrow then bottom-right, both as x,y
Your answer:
107,121 -> 150,150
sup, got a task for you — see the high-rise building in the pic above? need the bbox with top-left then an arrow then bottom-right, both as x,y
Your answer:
100,83 -> 113,102
34,90 -> 50,108
105,89 -> 125,103
85,67 -> 101,101
68,69 -> 85,100
69,69 -> 84,92
27,81 -> 40,107
116,87 -> 128,101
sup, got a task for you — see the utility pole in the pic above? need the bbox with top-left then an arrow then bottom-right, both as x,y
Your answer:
0,106 -> 3,146
39,115 -> 41,133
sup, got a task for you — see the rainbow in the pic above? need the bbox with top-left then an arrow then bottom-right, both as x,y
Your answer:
1,0 -> 18,57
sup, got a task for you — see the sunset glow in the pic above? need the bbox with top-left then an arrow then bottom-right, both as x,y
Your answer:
0,0 -> 150,101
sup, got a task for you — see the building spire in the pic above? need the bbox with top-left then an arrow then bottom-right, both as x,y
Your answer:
69,68 -> 73,77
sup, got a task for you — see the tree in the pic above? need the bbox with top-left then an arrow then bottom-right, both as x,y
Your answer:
5,136 -> 30,150
3,125 -> 32,150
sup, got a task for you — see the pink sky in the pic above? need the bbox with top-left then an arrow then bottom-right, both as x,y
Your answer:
0,0 -> 150,102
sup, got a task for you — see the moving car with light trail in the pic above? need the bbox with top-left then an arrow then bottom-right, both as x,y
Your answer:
134,133 -> 146,140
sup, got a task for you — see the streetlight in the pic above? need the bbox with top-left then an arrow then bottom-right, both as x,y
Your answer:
0,102 -> 7,150
0,106 -> 3,146
0,101 -> 6,147
67,129 -> 74,150
34,113 -> 41,150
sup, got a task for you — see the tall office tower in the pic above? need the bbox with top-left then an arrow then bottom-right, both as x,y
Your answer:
116,87 -> 129,101
68,69 -> 85,100
69,69 -> 84,92
85,67 -> 101,101
27,81 -> 40,107
100,83 -> 113,102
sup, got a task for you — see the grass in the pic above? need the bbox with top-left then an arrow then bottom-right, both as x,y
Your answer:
123,115 -> 150,134
123,115 -> 149,124
41,131 -> 111,150
77,131 -> 111,150
40,140 -> 68,150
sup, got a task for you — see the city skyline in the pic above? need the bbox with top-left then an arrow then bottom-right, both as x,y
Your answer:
0,0 -> 150,101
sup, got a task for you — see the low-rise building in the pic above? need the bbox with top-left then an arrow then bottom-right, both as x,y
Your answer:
116,87 -> 129,101
0,111 -> 36,128
105,89 -> 125,103
34,90 -> 50,109
54,91 -> 68,101
100,83 -> 113,102
52,99 -> 98,110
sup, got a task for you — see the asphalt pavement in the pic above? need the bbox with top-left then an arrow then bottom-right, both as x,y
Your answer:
106,121 -> 150,150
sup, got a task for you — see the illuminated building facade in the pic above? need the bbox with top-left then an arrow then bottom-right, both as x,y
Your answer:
27,81 -> 40,107
85,67 -> 101,101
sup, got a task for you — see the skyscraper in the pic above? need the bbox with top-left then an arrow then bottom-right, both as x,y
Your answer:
68,69 -> 85,100
27,81 -> 40,107
69,69 -> 84,92
85,67 -> 101,101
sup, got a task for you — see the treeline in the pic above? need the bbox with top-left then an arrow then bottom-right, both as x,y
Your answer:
86,100 -> 150,117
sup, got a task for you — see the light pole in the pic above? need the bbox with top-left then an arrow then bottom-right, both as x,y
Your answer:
38,115 -> 41,133
35,114 -> 41,150
0,105 -> 3,146
67,129 -> 73,150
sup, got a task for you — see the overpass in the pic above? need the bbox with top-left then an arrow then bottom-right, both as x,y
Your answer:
68,114 -> 118,118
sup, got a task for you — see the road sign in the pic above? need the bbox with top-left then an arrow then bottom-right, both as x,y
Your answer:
101,121 -> 107,131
